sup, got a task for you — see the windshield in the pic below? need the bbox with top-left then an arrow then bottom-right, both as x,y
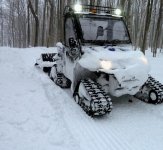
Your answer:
79,15 -> 130,45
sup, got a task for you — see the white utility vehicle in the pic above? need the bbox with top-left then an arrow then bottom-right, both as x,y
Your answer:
35,4 -> 163,116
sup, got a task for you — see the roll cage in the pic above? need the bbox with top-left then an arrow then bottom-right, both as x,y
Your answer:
63,5 -> 132,46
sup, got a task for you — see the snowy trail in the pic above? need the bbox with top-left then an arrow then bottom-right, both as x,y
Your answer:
38,78 -> 134,150
0,47 -> 163,150
0,47 -> 80,150
35,56 -> 163,149
44,83 -> 163,150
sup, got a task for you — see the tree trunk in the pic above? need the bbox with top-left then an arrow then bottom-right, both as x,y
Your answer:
28,0 -> 39,47
47,0 -> 55,47
57,0 -> 64,42
27,4 -> 30,46
0,5 -> 4,46
140,0 -> 153,54
153,0 -> 163,57
42,0 -> 47,46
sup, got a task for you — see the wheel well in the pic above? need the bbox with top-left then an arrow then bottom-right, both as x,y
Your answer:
73,81 -> 81,97
73,63 -> 97,93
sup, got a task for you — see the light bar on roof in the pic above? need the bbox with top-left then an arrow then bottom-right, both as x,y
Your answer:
74,4 -> 82,12
114,9 -> 122,16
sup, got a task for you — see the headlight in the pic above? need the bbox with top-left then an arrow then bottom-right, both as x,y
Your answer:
100,60 -> 112,70
140,56 -> 148,64
114,9 -> 122,16
74,4 -> 82,12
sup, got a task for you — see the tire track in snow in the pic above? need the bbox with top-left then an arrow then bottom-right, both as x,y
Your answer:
62,96 -> 132,150
58,93 -> 136,150
65,102 -> 135,150
36,71 -> 136,150
35,70 -> 81,150
73,115 -> 134,150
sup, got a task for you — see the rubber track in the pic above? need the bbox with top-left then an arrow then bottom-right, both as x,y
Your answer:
55,73 -> 71,88
80,79 -> 112,116
135,75 -> 163,104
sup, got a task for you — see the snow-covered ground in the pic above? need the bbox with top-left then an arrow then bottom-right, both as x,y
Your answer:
0,47 -> 163,150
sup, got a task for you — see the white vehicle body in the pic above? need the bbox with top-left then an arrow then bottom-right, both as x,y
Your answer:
59,44 -> 150,97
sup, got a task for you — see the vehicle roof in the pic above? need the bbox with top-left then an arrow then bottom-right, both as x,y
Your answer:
74,12 -> 123,18
64,5 -> 123,19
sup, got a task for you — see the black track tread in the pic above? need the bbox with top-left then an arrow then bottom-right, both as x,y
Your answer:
54,73 -> 71,88
135,75 -> 163,104
79,79 -> 112,116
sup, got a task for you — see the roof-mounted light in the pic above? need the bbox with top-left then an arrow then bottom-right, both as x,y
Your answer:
74,4 -> 82,12
115,9 -> 122,16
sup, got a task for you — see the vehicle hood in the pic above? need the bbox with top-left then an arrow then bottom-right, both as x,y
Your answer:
78,45 -> 150,88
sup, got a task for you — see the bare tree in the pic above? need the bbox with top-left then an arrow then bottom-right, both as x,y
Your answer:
28,0 -> 39,46
0,0 -> 162,54
140,0 -> 153,54
46,0 -> 55,47
0,2 -> 4,46
41,0 -> 47,46
153,0 -> 163,56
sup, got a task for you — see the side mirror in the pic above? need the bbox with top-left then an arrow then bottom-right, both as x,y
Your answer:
69,37 -> 77,48
97,26 -> 104,37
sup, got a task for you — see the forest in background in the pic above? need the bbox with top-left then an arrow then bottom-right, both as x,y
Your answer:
0,0 -> 162,56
